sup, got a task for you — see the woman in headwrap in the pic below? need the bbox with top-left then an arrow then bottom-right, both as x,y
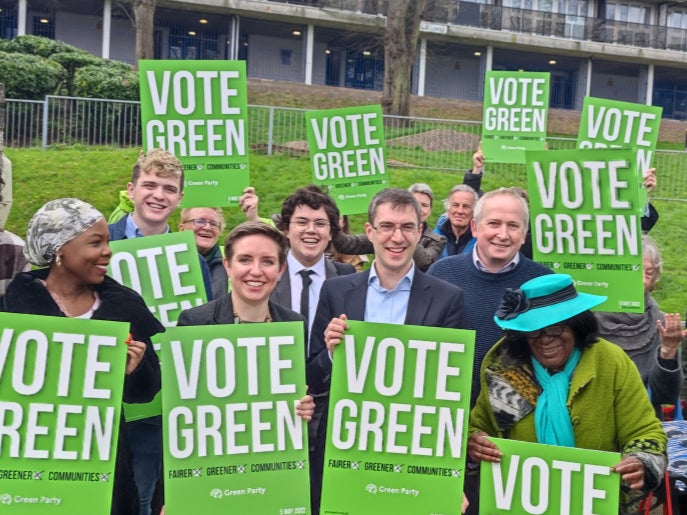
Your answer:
596,234 -> 684,418
4,197 -> 162,515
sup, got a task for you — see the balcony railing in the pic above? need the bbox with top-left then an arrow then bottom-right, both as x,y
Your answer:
264,0 -> 687,52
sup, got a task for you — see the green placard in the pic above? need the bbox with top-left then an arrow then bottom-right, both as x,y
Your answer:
159,322 -> 310,515
480,438 -> 621,515
306,105 -> 388,215
139,60 -> 249,207
481,71 -> 550,164
108,231 -> 207,421
577,97 -> 663,213
0,313 -> 129,514
527,148 -> 643,313
321,321 -> 475,515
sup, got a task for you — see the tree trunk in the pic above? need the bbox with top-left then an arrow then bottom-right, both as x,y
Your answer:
381,0 -> 427,117
134,0 -> 156,67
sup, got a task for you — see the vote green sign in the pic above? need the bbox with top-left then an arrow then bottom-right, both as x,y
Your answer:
108,231 -> 207,329
306,105 -> 387,215
527,148 -> 643,313
139,60 -> 249,207
159,322 -> 310,515
0,313 -> 129,514
108,230 -> 207,421
577,97 -> 663,213
480,438 -> 621,514
321,321 -> 475,515
481,71 -> 550,164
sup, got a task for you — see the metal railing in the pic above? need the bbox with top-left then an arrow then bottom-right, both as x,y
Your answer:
266,0 -> 687,51
5,96 -> 687,201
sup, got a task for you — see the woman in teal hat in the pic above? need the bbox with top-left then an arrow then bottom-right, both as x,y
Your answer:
467,274 -> 666,514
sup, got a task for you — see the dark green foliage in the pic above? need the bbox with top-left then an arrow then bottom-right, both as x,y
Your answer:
0,35 -> 135,99
0,34 -> 81,57
73,65 -> 139,100
0,51 -> 66,99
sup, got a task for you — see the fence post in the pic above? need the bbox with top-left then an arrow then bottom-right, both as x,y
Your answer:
267,106 -> 275,156
41,96 -> 49,150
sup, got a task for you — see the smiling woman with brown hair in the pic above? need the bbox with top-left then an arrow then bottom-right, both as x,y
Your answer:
3,197 -> 163,515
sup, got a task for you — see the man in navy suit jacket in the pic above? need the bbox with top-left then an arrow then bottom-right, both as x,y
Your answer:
307,188 -> 467,514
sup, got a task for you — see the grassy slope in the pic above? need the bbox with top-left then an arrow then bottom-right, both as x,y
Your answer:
5,79 -> 687,313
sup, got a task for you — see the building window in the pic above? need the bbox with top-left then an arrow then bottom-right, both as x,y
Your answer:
0,2 -> 17,40
668,9 -> 687,29
32,16 -> 55,39
605,2 -> 649,24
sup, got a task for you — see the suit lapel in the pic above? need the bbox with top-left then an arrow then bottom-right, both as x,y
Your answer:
271,270 -> 292,308
405,272 -> 431,325
324,258 -> 337,279
343,271 -> 368,321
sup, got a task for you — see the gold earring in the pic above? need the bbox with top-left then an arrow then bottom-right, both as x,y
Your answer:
55,255 -> 62,267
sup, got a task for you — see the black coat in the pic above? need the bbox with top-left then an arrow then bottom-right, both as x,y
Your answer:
4,269 -> 163,515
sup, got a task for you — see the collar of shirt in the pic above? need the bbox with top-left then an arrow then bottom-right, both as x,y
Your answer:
365,261 -> 414,324
287,251 -> 327,279
471,247 -> 520,273
124,214 -> 170,239
367,260 -> 415,292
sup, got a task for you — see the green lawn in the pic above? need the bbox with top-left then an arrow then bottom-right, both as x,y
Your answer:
6,147 -> 686,314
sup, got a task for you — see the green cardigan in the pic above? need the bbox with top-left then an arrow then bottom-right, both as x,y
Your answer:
469,337 -> 666,486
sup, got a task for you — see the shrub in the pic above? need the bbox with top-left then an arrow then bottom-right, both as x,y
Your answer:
0,51 -> 66,99
0,35 -> 137,100
0,34 -> 81,58
73,65 -> 139,100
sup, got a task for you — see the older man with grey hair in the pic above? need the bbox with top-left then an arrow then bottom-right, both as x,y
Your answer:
434,183 -> 479,258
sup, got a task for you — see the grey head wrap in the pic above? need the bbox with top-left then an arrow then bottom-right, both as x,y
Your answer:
24,198 -> 104,267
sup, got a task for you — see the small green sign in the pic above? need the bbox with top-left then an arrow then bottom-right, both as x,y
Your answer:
577,97 -> 663,214
108,231 -> 207,329
481,71 -> 550,164
0,313 -> 129,514
480,438 -> 621,515
306,105 -> 387,214
139,60 -> 249,207
159,322 -> 310,515
108,231 -> 207,421
321,321 -> 475,515
527,148 -> 643,313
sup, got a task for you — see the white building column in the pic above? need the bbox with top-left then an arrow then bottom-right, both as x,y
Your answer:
646,64 -> 654,105
485,45 -> 493,71
417,38 -> 427,97
228,15 -> 240,60
102,0 -> 112,59
304,24 -> 314,85
17,0 -> 27,36
585,57 -> 592,97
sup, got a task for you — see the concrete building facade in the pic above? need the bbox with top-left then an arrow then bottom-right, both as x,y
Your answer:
3,0 -> 687,118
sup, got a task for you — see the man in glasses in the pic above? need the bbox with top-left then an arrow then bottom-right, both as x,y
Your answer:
256,185 -> 354,515
179,207 -> 227,299
272,185 -> 356,334
307,188 -> 467,513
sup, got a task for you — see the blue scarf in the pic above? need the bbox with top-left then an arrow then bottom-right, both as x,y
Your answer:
531,347 -> 581,447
